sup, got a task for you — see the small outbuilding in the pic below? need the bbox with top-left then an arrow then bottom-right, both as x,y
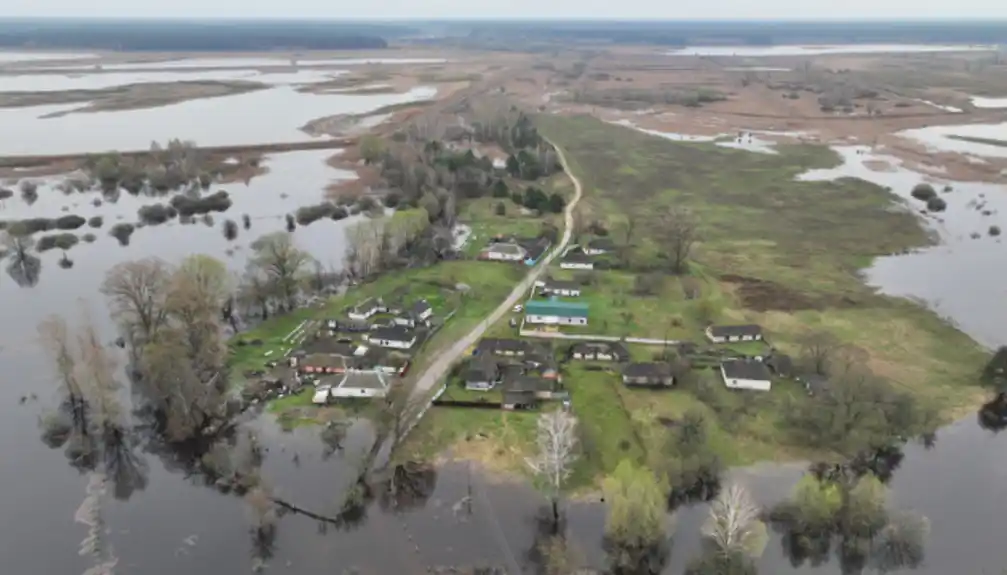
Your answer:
705,324 -> 764,343
720,359 -> 772,391
365,326 -> 417,350
622,362 -> 674,387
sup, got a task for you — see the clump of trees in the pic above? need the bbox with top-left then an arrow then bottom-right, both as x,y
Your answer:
236,232 -> 316,319
910,183 -> 937,202
169,190 -> 232,216
295,202 -> 350,226
222,219 -> 239,241
769,473 -> 929,572
36,232 -> 79,252
55,215 -> 86,231
342,209 -> 438,281
602,460 -> 671,574
109,223 -> 135,246
137,203 -> 178,225
88,216 -> 104,229
926,197 -> 947,212
651,409 -> 723,505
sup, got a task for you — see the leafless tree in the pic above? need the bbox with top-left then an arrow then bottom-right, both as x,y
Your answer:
701,482 -> 768,558
238,264 -> 277,320
658,207 -> 698,274
249,232 -> 312,311
344,220 -> 385,280
101,257 -> 172,348
245,486 -> 279,572
800,331 -> 842,376
75,472 -> 119,575
377,381 -> 426,449
165,255 -> 230,375
526,410 -> 579,532
3,226 -> 41,287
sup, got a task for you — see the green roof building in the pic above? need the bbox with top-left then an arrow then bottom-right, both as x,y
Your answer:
525,300 -> 589,326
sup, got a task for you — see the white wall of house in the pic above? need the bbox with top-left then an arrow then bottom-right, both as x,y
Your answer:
348,309 -> 376,321
527,314 -> 587,326
485,250 -> 524,261
466,381 -> 495,391
331,386 -> 388,398
583,247 -> 608,256
369,337 -> 416,349
416,307 -> 433,321
705,327 -> 762,343
720,367 -> 771,391
545,287 -> 581,297
560,262 -> 594,270
393,317 -> 417,327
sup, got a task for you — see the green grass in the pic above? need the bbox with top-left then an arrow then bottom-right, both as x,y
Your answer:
530,113 -> 989,461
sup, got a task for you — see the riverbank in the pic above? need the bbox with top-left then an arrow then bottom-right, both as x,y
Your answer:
399,113 -> 991,490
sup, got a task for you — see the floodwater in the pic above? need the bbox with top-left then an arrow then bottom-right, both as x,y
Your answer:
0,85 -> 436,155
13,57 -> 448,72
667,44 -> 996,57
899,121 -> 1007,159
971,96 -> 1007,109
0,68 -> 345,92
0,51 -> 99,63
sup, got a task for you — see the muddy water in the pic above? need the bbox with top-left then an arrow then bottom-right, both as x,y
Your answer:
0,69 -> 345,92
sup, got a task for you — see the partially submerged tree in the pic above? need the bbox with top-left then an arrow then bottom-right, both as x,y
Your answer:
701,483 -> 768,559
602,460 -> 670,574
526,410 -> 579,533
249,232 -> 313,311
100,257 -> 172,348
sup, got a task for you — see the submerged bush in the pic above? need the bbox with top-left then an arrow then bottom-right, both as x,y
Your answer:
55,215 -> 86,231
0,188 -> 13,200
285,214 -> 296,232
926,197 -> 947,212
911,183 -> 937,202
223,219 -> 239,240
296,202 -> 337,226
109,223 -> 135,246
58,253 -> 74,269
137,203 -> 178,225
82,233 -> 97,243
15,217 -> 57,234
169,190 -> 232,216
36,232 -> 79,252
87,216 -> 104,229
990,226 -> 1001,237
242,213 -> 251,229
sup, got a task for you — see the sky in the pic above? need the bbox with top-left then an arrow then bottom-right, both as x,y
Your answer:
3,0 -> 1007,20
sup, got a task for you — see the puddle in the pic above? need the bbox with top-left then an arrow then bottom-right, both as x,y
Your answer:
0,69 -> 344,93
0,85 -> 436,155
667,44 -> 996,57
798,144 -> 1007,347
898,121 -> 1007,159
972,96 -> 1007,109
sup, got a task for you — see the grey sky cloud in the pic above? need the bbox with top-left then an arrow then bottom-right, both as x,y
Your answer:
3,0 -> 1007,20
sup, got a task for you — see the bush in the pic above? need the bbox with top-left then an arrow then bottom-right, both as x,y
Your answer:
491,179 -> 509,198
87,216 -> 104,229
242,213 -> 251,229
0,188 -> 13,200
330,206 -> 350,221
202,214 -> 214,227
58,254 -> 74,269
910,183 -> 937,201
495,202 -> 506,216
16,217 -> 56,234
926,197 -> 947,212
990,225 -> 1001,237
223,219 -> 239,240
36,232 -> 79,252
55,215 -> 86,230
169,190 -> 232,216
137,203 -> 178,225
285,214 -> 296,232
82,233 -> 97,243
383,192 -> 402,208
296,202 -> 337,225
109,223 -> 135,246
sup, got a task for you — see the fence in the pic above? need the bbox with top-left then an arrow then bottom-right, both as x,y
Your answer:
431,399 -> 504,409
518,327 -> 682,346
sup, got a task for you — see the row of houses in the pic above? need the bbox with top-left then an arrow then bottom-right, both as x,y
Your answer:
348,297 -> 434,327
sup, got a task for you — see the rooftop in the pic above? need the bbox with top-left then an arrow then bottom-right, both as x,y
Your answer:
587,237 -> 616,250
477,338 -> 530,354
721,359 -> 772,381
339,371 -> 389,390
370,326 -> 416,342
543,279 -> 581,291
525,299 -> 589,318
623,362 -> 672,378
485,242 -> 526,256
708,324 -> 763,338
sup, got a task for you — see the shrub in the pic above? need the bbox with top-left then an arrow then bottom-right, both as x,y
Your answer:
383,192 -> 402,208
223,219 -> 239,240
137,203 -> 178,225
296,202 -> 337,225
87,216 -> 104,228
109,223 -> 135,246
55,215 -> 86,230
910,183 -> 937,201
990,225 -> 1001,237
330,206 -> 350,221
285,214 -> 296,231
58,254 -> 74,269
242,213 -> 251,229
495,202 -> 506,216
0,188 -> 13,200
37,232 -> 79,252
16,217 -> 56,234
169,190 -> 232,216
201,214 -> 214,227
926,197 -> 947,212
82,233 -> 97,243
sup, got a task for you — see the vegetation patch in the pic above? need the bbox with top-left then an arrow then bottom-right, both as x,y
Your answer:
36,232 -> 79,252
109,223 -> 135,246
169,190 -> 232,216
137,203 -> 178,225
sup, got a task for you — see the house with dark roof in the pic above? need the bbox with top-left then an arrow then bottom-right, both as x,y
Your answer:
584,237 -> 616,256
348,297 -> 388,321
560,249 -> 594,270
570,341 -> 630,362
501,376 -> 551,408
517,236 -> 552,265
476,338 -> 530,357
720,359 -> 773,391
465,356 -> 501,391
705,324 -> 764,343
480,241 -> 527,262
535,278 -> 582,298
394,299 -> 434,328
365,326 -> 417,350
525,300 -> 589,326
622,363 -> 674,387
799,373 -> 830,396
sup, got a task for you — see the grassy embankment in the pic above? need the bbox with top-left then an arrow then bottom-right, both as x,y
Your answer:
401,114 -> 989,488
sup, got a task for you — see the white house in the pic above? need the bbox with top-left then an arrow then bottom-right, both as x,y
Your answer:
583,238 -> 616,256
480,242 -> 526,262
571,341 -> 629,362
331,371 -> 390,398
537,279 -> 582,298
559,253 -> 594,270
720,359 -> 772,391
365,326 -> 417,349
348,298 -> 388,321
706,324 -> 764,343
525,300 -> 588,326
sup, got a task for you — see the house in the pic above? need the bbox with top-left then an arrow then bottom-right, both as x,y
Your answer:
525,300 -> 589,326
480,242 -> 527,262
560,251 -> 594,270
705,324 -> 764,343
393,300 -> 433,328
348,298 -> 388,321
300,353 -> 348,374
517,237 -> 552,265
584,237 -> 616,256
720,359 -> 773,391
365,326 -> 417,350
501,376 -> 550,409
331,370 -> 391,398
327,319 -> 372,333
571,341 -> 630,362
622,362 -> 674,387
465,356 -> 501,391
800,373 -> 830,396
764,352 -> 794,377
476,338 -> 530,357
536,279 -> 582,298
502,389 -> 538,410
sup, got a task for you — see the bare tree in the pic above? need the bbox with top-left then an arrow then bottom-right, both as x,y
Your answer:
800,331 -> 842,376
658,207 -> 698,275
166,255 -> 230,375
238,264 -> 278,320
526,410 -> 579,533
377,381 -> 426,449
101,257 -> 172,347
344,220 -> 384,280
245,486 -> 279,572
249,232 -> 312,311
3,225 -> 41,287
701,483 -> 768,558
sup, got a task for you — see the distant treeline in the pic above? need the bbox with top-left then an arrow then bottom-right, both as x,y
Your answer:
0,19 -> 420,51
425,19 -> 1007,47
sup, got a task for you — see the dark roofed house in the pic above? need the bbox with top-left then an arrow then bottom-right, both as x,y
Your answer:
705,324 -> 764,343
517,236 -> 552,265
570,341 -> 630,362
348,297 -> 388,321
502,389 -> 538,410
765,352 -> 794,377
539,279 -> 582,298
560,249 -> 594,270
476,338 -> 530,357
366,326 -> 417,350
465,356 -> 501,391
502,376 -> 551,407
394,299 -> 434,328
720,359 -> 772,391
622,362 -> 674,387
584,237 -> 616,256
800,373 -> 830,396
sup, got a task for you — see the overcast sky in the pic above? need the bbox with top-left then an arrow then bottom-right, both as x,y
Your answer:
3,0 -> 1007,20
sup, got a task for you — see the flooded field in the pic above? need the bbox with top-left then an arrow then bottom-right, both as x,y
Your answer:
899,121 -> 1007,159
666,44 -> 997,57
10,56 -> 449,72
0,69 -> 345,92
